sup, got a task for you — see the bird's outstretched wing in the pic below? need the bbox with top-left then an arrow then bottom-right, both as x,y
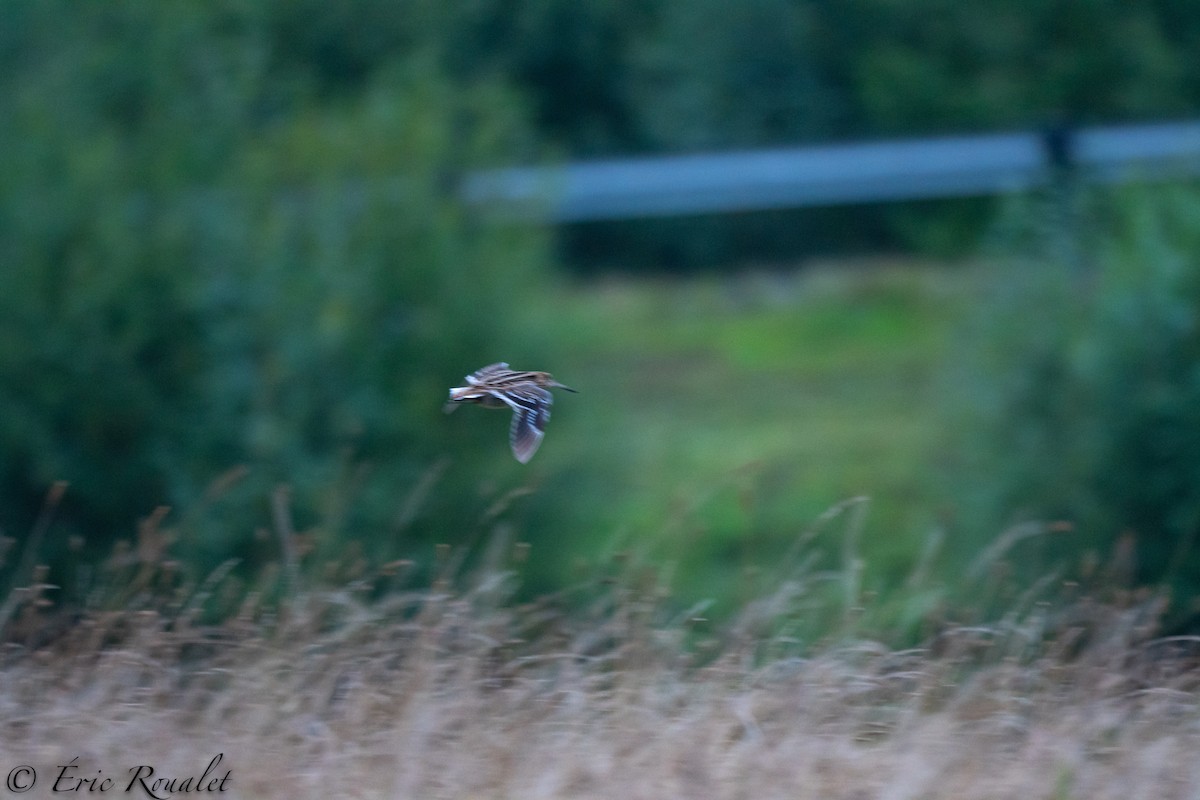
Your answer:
466,363 -> 511,386
492,385 -> 553,464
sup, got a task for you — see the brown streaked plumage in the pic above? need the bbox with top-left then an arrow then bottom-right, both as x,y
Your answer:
446,363 -> 576,463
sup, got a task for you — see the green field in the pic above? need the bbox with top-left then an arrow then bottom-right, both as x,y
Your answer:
500,259 -> 981,620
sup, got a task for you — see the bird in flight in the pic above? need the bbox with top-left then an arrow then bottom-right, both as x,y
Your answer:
446,363 -> 576,463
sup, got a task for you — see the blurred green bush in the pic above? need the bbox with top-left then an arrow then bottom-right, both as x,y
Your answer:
6,0 -> 1200,614
0,2 -> 554,586
944,184 -> 1200,615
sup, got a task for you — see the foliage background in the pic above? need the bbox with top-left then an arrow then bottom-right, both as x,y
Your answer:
3,0 -> 1200,626
0,1 -> 556,583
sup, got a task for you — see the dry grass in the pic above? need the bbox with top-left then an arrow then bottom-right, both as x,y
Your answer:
2,559 -> 1199,800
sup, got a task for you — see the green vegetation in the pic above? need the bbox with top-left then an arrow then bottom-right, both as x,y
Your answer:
437,0 -> 1200,151
942,186 -> 1200,618
4,1 -> 1200,633
519,262 -> 970,619
0,1 -> 556,589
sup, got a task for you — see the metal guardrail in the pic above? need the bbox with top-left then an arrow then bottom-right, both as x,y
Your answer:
462,120 -> 1200,222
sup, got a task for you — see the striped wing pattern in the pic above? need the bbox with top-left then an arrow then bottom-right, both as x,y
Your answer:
468,363 -> 552,389
497,385 -> 553,464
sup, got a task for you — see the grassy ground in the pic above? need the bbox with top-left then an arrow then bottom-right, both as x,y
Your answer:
518,259 -> 981,615
2,566 -> 1196,800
